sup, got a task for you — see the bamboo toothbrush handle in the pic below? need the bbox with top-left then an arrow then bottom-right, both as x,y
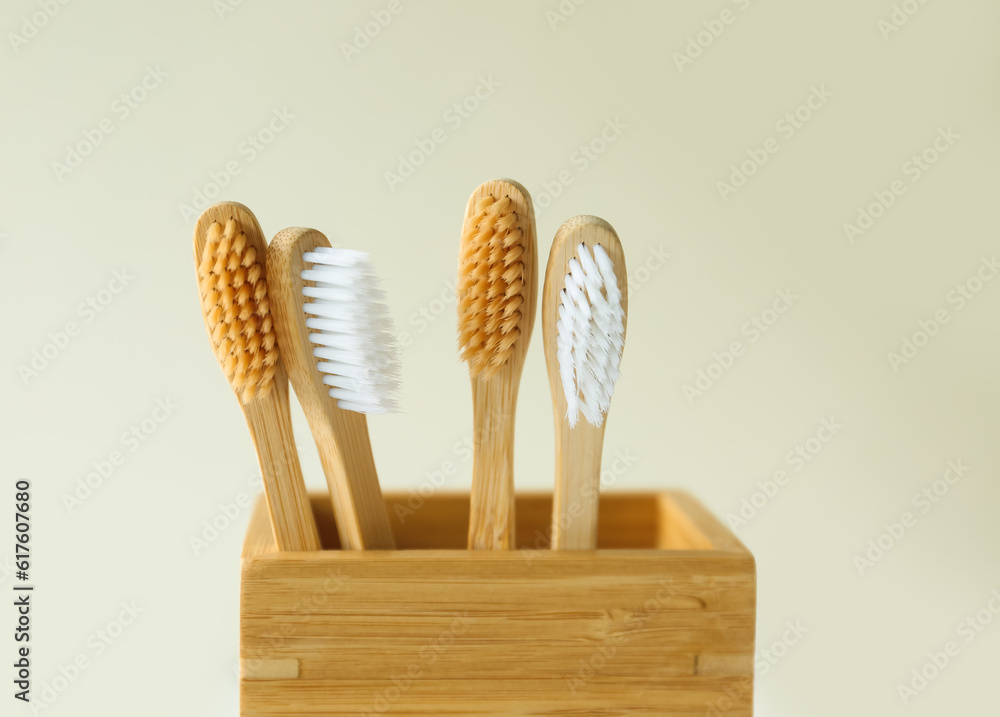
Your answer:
313,410 -> 396,550
552,420 -> 606,549
458,178 -> 537,551
242,374 -> 321,552
468,374 -> 518,550
542,215 -> 629,552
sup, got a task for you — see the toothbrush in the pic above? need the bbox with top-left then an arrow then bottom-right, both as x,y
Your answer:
457,179 -> 537,550
192,202 -> 320,552
542,216 -> 628,550
267,227 -> 397,550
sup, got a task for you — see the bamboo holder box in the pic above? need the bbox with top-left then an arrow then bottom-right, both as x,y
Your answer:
240,491 -> 756,716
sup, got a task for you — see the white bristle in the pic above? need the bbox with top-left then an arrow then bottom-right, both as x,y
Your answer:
556,243 -> 624,428
301,247 -> 401,415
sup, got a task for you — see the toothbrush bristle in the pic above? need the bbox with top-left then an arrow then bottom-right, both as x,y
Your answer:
457,194 -> 526,376
198,218 -> 278,403
301,247 -> 401,415
555,243 -> 624,428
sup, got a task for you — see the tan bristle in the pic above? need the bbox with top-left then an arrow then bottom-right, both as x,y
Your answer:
458,194 -> 526,376
198,218 -> 279,402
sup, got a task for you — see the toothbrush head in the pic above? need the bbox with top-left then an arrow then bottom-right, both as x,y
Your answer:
299,246 -> 401,415
457,179 -> 537,377
554,234 -> 626,428
194,204 -> 279,404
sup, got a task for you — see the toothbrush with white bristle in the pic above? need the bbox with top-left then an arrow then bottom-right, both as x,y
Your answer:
301,248 -> 400,415
542,216 -> 628,550
267,228 -> 398,550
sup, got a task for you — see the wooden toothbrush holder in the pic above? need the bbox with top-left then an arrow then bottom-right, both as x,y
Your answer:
240,491 -> 756,716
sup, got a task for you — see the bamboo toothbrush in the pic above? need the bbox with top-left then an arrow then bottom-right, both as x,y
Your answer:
457,179 -> 537,550
267,228 -> 398,550
193,202 -> 320,552
543,216 -> 628,550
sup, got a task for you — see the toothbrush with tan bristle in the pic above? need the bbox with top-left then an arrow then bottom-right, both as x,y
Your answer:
193,202 -> 321,552
457,179 -> 538,550
267,227 -> 397,550
543,216 -> 628,550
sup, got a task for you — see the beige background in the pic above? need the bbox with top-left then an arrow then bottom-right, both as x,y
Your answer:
2,0 -> 998,714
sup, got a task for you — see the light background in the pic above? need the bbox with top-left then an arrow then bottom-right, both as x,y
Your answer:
2,0 -> 998,714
